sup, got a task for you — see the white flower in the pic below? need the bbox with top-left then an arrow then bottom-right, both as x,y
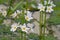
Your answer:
16,10 -> 21,14
11,10 -> 22,18
46,6 -> 53,13
11,12 -> 17,18
44,0 -> 56,7
40,6 -> 45,11
20,23 -> 30,33
25,11 -> 33,21
44,1 -> 47,5
48,0 -> 56,7
50,1 -> 56,7
27,23 -> 35,32
2,10 -> 7,17
10,23 -> 19,32
38,3 -> 45,11
48,0 -> 51,4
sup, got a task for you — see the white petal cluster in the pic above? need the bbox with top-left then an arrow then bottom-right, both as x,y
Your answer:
44,0 -> 56,7
38,4 -> 45,11
46,6 -> 54,13
16,10 -> 22,14
10,22 -> 35,33
11,12 -> 17,18
37,0 -> 56,13
20,23 -> 30,33
11,10 -> 21,18
10,10 -> 34,33
44,1 -> 47,5
27,23 -> 35,32
48,0 -> 56,7
10,23 -> 19,32
25,11 -> 33,21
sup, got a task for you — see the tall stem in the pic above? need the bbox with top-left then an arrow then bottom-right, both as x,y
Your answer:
20,32 -> 22,40
24,32 -> 27,40
43,12 -> 46,40
40,12 -> 43,40
39,1 -> 44,40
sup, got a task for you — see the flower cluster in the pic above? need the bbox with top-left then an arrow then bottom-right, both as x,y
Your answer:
37,0 -> 56,13
10,10 -> 34,33
0,5 -> 35,33
10,10 -> 33,21
10,23 -> 34,33
0,9 -> 34,33
0,0 -> 56,34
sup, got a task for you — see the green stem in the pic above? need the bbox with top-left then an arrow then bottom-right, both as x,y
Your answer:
40,12 -> 43,40
43,12 -> 46,40
24,32 -> 27,40
39,1 -> 44,39
23,12 -> 27,40
20,31 -> 23,40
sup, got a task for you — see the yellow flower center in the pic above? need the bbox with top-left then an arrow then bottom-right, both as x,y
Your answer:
14,26 -> 17,29
22,27 -> 26,30
26,16 -> 29,20
48,8 -> 51,10
42,7 -> 44,9
40,7 -> 45,11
